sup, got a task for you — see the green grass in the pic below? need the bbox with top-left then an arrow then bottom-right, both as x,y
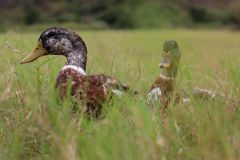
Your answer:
1,29 -> 240,159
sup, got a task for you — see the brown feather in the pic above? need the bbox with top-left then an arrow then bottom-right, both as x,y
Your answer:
55,68 -> 129,116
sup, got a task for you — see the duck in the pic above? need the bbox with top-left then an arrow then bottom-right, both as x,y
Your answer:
149,40 -> 217,108
20,27 -> 129,116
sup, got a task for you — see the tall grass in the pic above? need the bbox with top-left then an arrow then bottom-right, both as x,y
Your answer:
0,29 -> 240,159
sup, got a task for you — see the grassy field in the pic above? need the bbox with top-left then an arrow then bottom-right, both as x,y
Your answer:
0,29 -> 240,160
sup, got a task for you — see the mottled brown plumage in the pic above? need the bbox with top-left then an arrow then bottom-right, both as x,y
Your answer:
55,68 -> 129,103
55,67 -> 129,116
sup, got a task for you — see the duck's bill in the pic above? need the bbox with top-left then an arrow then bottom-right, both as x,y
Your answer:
20,39 -> 48,64
158,58 -> 171,68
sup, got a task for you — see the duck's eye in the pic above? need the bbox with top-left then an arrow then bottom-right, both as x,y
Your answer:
36,47 -> 39,50
49,32 -> 54,36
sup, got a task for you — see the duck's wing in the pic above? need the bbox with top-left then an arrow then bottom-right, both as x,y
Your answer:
181,87 -> 216,101
55,71 -> 110,102
91,74 -> 129,91
148,87 -> 218,105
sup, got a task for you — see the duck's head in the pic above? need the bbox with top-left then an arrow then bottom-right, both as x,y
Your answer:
158,40 -> 181,68
158,40 -> 181,79
20,27 -> 87,71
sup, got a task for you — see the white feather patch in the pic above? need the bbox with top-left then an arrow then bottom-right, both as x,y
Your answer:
112,89 -> 122,98
102,85 -> 108,99
195,88 -> 216,99
160,73 -> 174,80
182,98 -> 190,102
61,65 -> 86,75
148,87 -> 216,105
149,88 -> 191,103
149,88 -> 162,101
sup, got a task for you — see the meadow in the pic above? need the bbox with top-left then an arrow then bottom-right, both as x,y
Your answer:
0,29 -> 240,159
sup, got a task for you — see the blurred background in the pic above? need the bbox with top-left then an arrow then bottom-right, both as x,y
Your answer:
0,0 -> 240,32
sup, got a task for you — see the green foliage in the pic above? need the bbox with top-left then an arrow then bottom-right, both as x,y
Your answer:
24,10 -> 40,25
1,0 -> 240,30
221,12 -> 237,25
0,19 -> 5,31
136,2 -> 185,28
100,5 -> 136,29
227,2 -> 240,28
189,6 -> 208,23
56,13 -> 77,23
188,5 -> 238,28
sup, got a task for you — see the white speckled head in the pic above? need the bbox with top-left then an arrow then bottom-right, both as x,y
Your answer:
38,27 -> 88,71
21,27 -> 88,71
39,27 -> 87,56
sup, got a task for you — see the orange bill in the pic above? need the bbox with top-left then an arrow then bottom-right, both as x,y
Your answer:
158,51 -> 171,68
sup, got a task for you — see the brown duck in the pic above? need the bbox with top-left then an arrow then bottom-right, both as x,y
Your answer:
20,27 -> 129,116
149,40 -> 217,108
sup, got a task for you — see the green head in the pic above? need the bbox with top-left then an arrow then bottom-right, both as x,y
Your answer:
158,40 -> 181,78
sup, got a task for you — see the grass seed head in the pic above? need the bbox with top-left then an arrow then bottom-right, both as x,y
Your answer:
6,41 -> 10,48
14,49 -> 20,53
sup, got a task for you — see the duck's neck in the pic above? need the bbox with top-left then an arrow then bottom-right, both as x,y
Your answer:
161,61 -> 179,79
65,51 -> 87,72
158,60 -> 180,92
159,62 -> 179,108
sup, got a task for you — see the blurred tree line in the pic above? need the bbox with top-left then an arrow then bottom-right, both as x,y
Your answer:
0,0 -> 240,31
